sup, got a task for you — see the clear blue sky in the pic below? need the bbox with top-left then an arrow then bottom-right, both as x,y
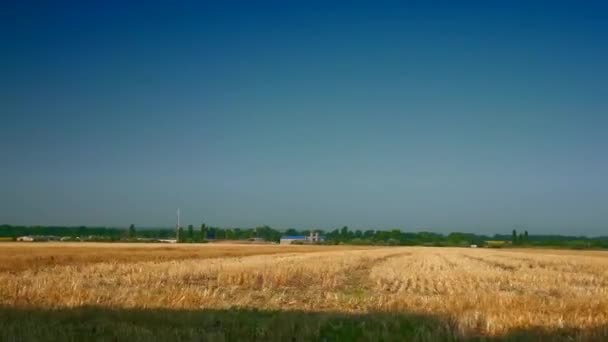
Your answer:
1,1 -> 607,235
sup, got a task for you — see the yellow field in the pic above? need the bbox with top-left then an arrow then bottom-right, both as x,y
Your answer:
0,242 -> 364,272
1,243 -> 607,341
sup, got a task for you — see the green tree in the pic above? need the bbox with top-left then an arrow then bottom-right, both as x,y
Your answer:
448,232 -> 467,245
524,230 -> 529,242
326,229 -> 340,241
200,223 -> 207,241
128,224 -> 136,239
340,226 -> 349,239
390,229 -> 401,242
216,228 -> 225,240
285,228 -> 299,236
363,230 -> 375,239
187,225 -> 194,242
512,229 -> 518,245
177,226 -> 185,243
208,227 -> 216,240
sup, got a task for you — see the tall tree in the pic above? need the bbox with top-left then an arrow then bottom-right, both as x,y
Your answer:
225,229 -> 235,240
187,225 -> 194,241
285,228 -> 299,236
200,223 -> 207,241
512,229 -> 518,245
341,226 -> 349,237
208,227 -> 216,240
524,230 -> 529,242
177,227 -> 185,243
128,224 -> 136,239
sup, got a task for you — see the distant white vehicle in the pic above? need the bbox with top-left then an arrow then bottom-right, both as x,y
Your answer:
17,236 -> 35,242
16,235 -> 59,242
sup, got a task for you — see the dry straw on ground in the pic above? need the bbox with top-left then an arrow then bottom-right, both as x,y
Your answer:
1,243 -> 607,340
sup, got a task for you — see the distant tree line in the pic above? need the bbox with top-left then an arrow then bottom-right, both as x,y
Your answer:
1,224 -> 607,249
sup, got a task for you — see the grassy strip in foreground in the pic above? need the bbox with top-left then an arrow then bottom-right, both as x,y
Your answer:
1,306 -> 606,342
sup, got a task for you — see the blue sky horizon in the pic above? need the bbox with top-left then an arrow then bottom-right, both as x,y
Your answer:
1,2 -> 607,236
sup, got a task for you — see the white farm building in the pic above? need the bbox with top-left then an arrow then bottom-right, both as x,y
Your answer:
280,232 -> 324,245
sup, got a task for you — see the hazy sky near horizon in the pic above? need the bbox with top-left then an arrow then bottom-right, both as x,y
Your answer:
1,1 -> 607,235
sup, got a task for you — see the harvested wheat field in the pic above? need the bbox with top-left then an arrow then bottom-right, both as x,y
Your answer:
1,244 -> 607,341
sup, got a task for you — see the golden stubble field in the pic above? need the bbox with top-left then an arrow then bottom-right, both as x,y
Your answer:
1,243 -> 608,341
